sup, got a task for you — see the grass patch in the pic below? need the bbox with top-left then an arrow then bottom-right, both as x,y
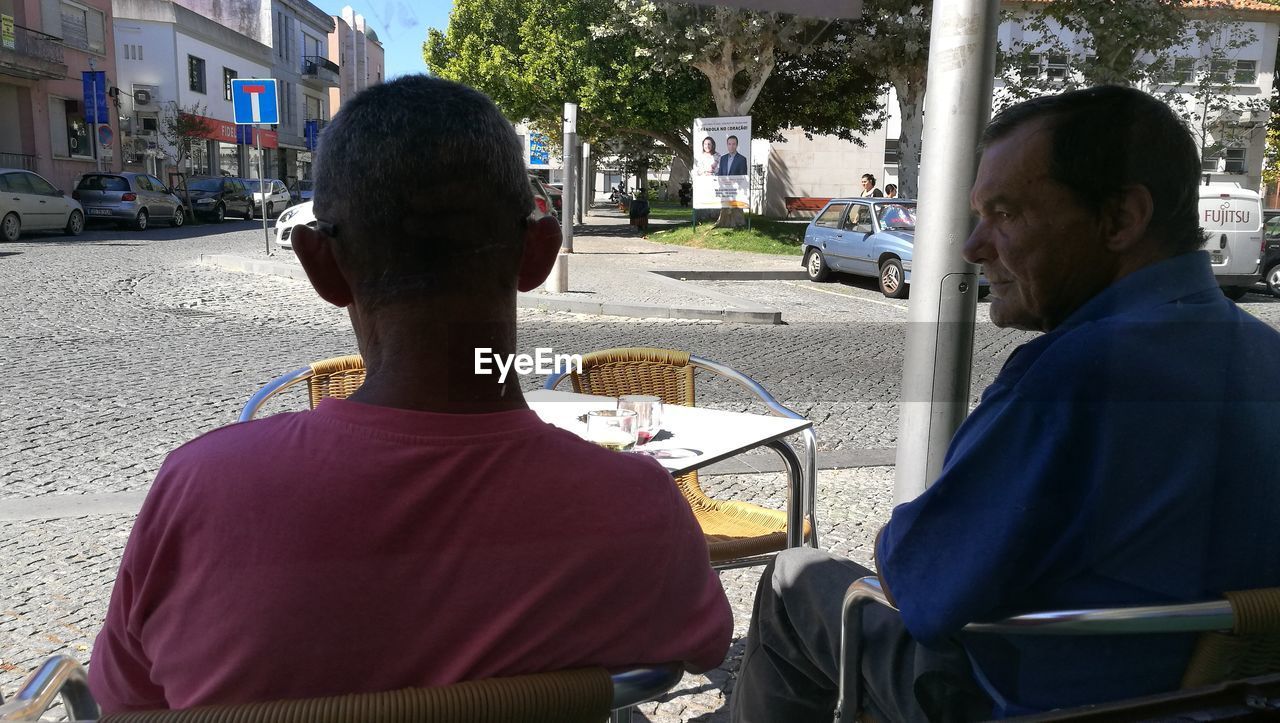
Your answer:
648,200 -> 697,221
648,214 -> 806,256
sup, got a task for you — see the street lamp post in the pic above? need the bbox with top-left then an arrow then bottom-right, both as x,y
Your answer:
547,102 -> 577,293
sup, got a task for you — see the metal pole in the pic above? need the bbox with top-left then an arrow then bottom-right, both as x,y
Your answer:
893,0 -> 999,504
90,71 -> 102,172
547,103 -> 577,293
579,141 -> 590,222
258,130 -> 270,254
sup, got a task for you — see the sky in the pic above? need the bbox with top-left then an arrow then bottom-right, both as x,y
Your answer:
311,0 -> 454,79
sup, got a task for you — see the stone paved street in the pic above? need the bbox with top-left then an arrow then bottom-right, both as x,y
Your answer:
2,215 -> 1278,719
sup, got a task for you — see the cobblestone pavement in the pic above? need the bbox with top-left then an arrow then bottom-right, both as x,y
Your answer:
2,216 -> 1277,718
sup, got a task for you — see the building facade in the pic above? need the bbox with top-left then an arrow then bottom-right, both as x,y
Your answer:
113,0 -> 273,187
760,0 -> 1280,217
1,0 -> 121,192
327,5 -> 381,116
270,0 -> 334,186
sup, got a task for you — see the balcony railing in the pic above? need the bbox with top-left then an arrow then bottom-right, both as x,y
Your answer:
0,151 -> 37,171
8,24 -> 65,65
302,55 -> 339,76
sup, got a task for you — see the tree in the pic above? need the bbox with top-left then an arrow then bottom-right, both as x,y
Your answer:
160,101 -> 213,221
998,2 -> 1268,184
597,2 -> 836,226
823,1 -> 932,200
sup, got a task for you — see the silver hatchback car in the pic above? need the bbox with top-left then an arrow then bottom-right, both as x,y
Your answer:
73,172 -> 185,230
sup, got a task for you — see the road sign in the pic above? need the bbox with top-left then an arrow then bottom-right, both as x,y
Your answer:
231,79 -> 279,125
98,125 -> 112,148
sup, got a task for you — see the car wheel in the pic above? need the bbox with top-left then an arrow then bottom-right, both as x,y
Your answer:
1267,264 -> 1280,297
879,257 -> 908,299
1222,286 -> 1249,301
134,209 -> 149,231
265,201 -> 274,218
64,209 -> 84,236
171,207 -> 185,227
2,212 -> 20,242
214,203 -> 225,223
805,248 -> 831,282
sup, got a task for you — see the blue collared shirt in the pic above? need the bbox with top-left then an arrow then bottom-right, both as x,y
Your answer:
877,252 -> 1280,716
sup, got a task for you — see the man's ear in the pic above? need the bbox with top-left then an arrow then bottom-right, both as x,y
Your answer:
517,216 -> 562,292
1102,184 -> 1155,253
292,224 -> 354,307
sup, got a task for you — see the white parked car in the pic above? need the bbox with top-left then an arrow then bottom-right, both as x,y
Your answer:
275,200 -> 314,250
245,178 -> 291,218
0,168 -> 85,242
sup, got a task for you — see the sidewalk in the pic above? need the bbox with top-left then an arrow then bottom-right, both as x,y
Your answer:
201,204 -> 806,324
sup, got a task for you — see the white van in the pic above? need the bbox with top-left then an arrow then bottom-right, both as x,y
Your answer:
1199,184 -> 1264,298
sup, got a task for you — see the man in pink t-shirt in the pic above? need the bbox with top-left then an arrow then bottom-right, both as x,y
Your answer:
88,75 -> 733,714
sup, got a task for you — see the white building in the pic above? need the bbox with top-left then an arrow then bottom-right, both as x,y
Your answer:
113,0 -> 273,184
270,0 -> 335,184
760,0 -> 1280,217
327,6 -> 383,116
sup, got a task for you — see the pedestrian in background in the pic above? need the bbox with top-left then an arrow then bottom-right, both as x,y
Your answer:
885,183 -> 898,198
860,173 -> 884,198
630,185 -> 652,236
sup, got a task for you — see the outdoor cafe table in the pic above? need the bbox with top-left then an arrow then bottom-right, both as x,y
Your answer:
525,388 -> 813,548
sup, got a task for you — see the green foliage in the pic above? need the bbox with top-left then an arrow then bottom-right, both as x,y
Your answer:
425,0 -> 709,159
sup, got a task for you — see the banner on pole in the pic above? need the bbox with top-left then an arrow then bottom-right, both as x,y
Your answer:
81,71 -> 108,124
692,115 -> 751,209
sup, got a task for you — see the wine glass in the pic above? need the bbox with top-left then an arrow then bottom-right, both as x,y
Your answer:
618,395 -> 662,445
585,409 -> 638,451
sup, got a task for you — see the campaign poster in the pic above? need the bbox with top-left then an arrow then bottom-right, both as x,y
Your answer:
692,115 -> 751,209
528,131 -> 550,169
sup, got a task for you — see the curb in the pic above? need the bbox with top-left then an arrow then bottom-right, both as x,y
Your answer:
200,254 -> 786,325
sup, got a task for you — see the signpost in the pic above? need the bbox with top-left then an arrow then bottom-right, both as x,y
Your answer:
82,65 -> 107,172
231,79 -> 279,255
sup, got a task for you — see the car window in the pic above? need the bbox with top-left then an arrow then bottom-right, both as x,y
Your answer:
877,203 -> 917,231
148,176 -> 168,193
813,203 -> 848,228
5,172 -> 35,194
26,173 -> 58,196
0,175 -> 8,192
187,178 -> 219,192
1265,216 -> 1280,240
77,175 -> 129,192
135,176 -> 154,192
275,181 -> 286,194
843,205 -> 873,233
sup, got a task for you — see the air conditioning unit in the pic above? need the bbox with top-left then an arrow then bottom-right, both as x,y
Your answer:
132,85 -> 157,108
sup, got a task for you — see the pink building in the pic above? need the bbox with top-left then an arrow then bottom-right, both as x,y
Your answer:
0,0 -> 121,192
326,5 -> 382,116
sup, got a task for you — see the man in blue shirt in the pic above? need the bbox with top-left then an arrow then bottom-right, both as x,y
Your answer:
729,86 -> 1280,722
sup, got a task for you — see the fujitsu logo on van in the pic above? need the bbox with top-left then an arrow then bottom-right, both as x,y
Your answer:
1203,206 -> 1251,224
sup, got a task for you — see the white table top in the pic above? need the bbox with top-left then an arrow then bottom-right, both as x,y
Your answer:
526,388 -> 811,475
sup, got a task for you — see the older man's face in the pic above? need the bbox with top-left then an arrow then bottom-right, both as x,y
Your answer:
964,119 -> 1117,332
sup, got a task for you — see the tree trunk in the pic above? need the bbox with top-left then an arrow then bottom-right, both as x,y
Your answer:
893,68 -> 927,200
666,155 -> 690,200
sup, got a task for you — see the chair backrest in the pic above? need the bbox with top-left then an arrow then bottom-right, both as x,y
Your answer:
557,348 -> 696,407
239,355 -> 366,421
2,656 -> 683,723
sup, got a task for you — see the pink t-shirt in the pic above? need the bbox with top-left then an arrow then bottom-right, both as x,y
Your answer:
89,399 -> 732,713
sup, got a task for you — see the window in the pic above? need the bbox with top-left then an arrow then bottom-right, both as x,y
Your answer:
1233,60 -> 1257,84
275,11 -> 283,58
26,173 -> 58,196
135,175 -> 154,191
48,97 -> 92,159
884,139 -> 899,165
1203,146 -> 1247,174
814,202 -> 848,228
1045,54 -> 1069,83
305,95 -> 322,122
1161,58 -> 1195,85
1020,53 -> 1042,80
189,55 -> 207,94
842,205 -> 873,233
60,1 -> 105,54
140,116 -> 158,132
223,68 -> 237,101
4,172 -> 35,194
1209,59 -> 1233,84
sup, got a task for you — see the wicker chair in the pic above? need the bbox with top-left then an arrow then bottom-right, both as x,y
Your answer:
542,347 -> 819,569
238,354 -> 366,422
0,655 -> 683,723
835,577 -> 1280,723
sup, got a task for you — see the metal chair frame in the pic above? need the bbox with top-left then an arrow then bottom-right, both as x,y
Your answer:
0,656 -> 682,722
544,352 -> 820,565
835,576 -> 1269,723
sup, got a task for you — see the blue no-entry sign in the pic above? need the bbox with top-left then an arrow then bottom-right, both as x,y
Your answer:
231,79 -> 279,125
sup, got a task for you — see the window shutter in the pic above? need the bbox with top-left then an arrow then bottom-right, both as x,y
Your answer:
87,7 -> 104,53
41,0 -> 61,37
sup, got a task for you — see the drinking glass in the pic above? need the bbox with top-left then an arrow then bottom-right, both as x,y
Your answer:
618,395 -> 663,445
585,409 -> 638,451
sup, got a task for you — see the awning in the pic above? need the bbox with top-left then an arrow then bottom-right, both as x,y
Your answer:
180,113 -> 278,148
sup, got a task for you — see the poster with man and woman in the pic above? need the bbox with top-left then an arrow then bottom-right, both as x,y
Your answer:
692,115 -> 751,210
